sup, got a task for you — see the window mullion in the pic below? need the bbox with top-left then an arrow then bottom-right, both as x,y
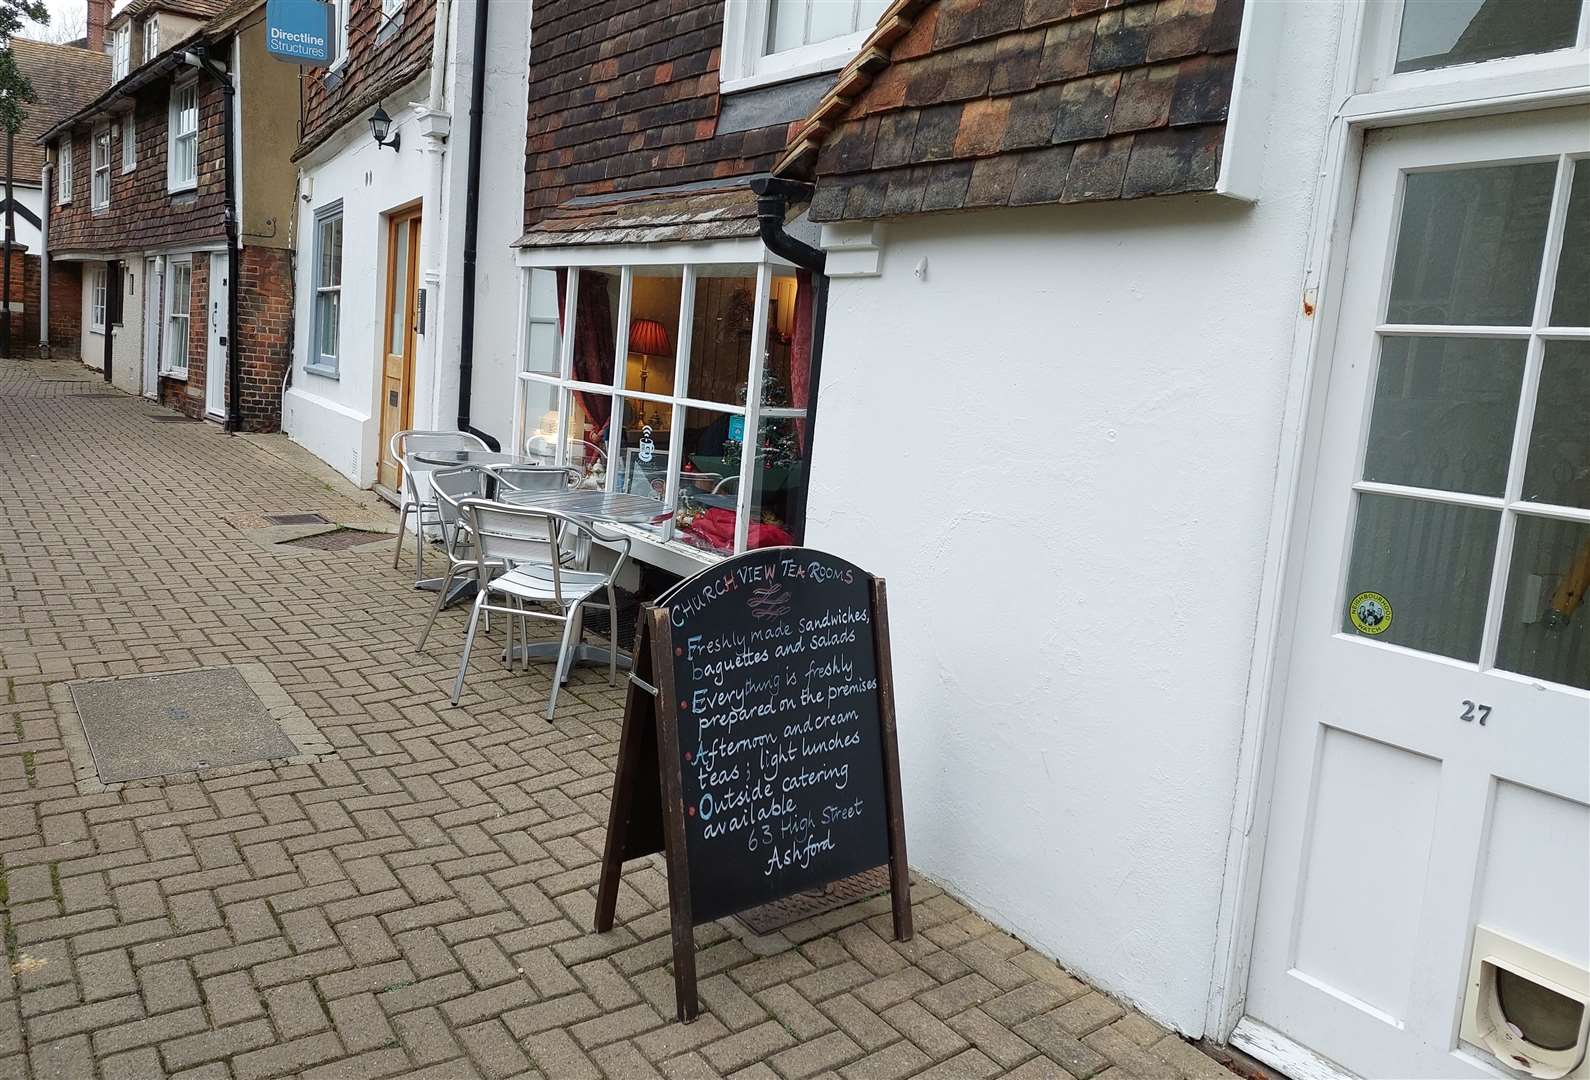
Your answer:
663,267 -> 698,542
734,263 -> 772,553
1477,153 -> 1574,669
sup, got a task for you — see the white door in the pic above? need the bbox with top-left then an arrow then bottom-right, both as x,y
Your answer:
142,256 -> 161,399
205,252 -> 227,419
1244,108 -> 1590,1078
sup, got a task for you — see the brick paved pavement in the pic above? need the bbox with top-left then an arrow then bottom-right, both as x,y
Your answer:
0,358 -> 1237,1080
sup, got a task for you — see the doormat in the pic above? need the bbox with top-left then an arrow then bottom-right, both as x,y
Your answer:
265,512 -> 331,526
736,867 -> 891,935
278,527 -> 387,551
66,666 -> 313,784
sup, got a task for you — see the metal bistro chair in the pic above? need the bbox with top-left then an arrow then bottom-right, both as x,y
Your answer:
490,464 -> 578,495
415,465 -> 496,653
389,429 -> 489,582
449,499 -> 630,719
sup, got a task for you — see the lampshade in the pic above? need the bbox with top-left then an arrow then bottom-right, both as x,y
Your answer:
628,318 -> 670,356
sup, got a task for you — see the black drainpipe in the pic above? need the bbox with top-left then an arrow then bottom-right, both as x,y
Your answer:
454,0 -> 500,451
192,46 -> 242,432
749,175 -> 826,544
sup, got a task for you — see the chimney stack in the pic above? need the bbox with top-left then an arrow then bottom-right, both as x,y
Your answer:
87,0 -> 110,54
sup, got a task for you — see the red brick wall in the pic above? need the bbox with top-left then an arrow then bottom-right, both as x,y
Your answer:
1,251 -> 40,353
299,0 -> 437,156
154,248 -> 294,430
236,246 -> 293,432
49,74 -> 228,254
48,261 -> 81,350
523,0 -> 796,230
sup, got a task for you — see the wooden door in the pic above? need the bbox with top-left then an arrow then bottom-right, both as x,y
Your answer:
1243,109 -> 1589,1078
377,207 -> 422,491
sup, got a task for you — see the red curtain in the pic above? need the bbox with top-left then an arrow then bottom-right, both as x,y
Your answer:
790,268 -> 814,453
554,269 -> 614,438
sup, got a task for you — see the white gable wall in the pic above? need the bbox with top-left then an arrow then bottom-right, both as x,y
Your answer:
802,0 -> 1342,1035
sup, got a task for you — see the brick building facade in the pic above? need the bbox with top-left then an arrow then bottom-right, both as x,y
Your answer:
39,0 -> 298,430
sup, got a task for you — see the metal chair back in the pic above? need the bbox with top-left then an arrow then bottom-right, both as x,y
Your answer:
392,429 -> 489,504
492,465 -> 576,495
461,500 -> 629,609
430,465 -> 491,546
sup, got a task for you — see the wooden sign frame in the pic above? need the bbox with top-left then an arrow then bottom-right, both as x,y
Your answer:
595,571 -> 912,1023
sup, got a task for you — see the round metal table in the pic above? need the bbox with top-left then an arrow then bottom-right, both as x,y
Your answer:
496,487 -> 674,525
409,449 -> 529,469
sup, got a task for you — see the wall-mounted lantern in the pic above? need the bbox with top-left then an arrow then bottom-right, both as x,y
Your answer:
368,106 -> 400,153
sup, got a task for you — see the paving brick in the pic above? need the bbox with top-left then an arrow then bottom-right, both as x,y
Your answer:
137,959 -> 200,1013
458,1018 -> 532,1079
93,1006 -> 210,1057
393,1006 -> 461,1065
201,971 -> 263,1027
232,1031 -> 347,1080
700,1019 -> 798,1074
160,1019 -> 277,1072
523,1026 -> 601,1080
265,981 -> 331,1039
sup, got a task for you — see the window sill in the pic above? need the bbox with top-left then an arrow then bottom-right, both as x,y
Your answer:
161,369 -> 188,381
304,363 -> 340,380
167,180 -> 197,196
720,29 -> 869,96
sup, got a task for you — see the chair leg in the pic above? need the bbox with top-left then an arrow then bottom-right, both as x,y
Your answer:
416,561 -> 455,653
413,510 -> 426,580
393,504 -> 411,568
546,611 -> 581,722
605,587 -> 619,686
450,594 -> 486,705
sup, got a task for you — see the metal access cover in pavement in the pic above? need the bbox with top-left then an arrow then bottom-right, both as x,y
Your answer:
68,667 -> 298,783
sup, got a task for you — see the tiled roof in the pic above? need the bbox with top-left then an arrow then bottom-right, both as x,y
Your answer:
8,38 -> 113,183
773,0 -> 1243,221
110,0 -> 230,26
515,186 -> 761,247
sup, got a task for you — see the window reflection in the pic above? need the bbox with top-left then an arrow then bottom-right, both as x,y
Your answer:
686,266 -> 758,404
1394,0 -> 1581,73
1496,515 -> 1590,690
674,407 -> 745,553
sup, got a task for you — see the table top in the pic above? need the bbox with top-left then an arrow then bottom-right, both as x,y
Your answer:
409,450 -> 527,468
498,487 -> 674,526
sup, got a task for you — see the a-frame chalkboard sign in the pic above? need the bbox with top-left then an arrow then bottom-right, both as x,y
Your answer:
595,547 -> 912,1022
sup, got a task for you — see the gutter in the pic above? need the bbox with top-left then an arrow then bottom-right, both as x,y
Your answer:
454,0 -> 499,450
748,175 -> 825,544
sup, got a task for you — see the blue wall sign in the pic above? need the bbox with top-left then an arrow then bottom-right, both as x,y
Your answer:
265,0 -> 335,67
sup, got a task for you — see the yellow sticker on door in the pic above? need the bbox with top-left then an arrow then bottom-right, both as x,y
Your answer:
1349,591 -> 1393,635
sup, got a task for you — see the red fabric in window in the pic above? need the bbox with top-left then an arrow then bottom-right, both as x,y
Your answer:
791,268 -> 813,453
555,269 -> 613,438
683,508 -> 794,552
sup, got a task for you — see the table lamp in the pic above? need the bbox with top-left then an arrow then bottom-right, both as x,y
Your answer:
628,319 -> 670,426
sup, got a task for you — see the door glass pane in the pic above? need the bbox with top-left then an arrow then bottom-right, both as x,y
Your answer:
747,417 -> 804,549
1342,493 -> 1498,661
1386,163 -> 1554,326
625,268 -> 681,398
1495,515 -> 1590,690
1363,336 -> 1524,495
523,269 -> 561,376
564,389 -> 611,488
1394,0 -> 1582,73
1549,162 -> 1590,327
388,222 -> 409,351
562,267 -> 619,388
685,266 -> 758,405
1522,340 -> 1590,509
675,406 -> 742,554
614,398 -> 669,522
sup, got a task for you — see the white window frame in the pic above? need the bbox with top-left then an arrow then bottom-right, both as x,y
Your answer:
330,0 -> 351,72
91,124 -> 112,209
142,14 -> 159,62
167,80 -> 198,193
56,133 -> 72,204
122,112 -> 136,172
112,24 -> 131,80
380,0 -> 403,22
513,243 -> 809,564
163,256 -> 192,377
720,0 -> 878,94
89,269 -> 107,333
309,203 -> 343,376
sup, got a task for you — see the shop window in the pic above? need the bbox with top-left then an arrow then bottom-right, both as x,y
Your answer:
720,0 -> 889,91
516,262 -> 815,558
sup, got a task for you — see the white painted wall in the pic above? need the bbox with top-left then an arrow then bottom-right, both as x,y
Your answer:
804,0 -> 1342,1036
76,259 -> 146,396
284,77 -> 431,488
451,0 -> 531,451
